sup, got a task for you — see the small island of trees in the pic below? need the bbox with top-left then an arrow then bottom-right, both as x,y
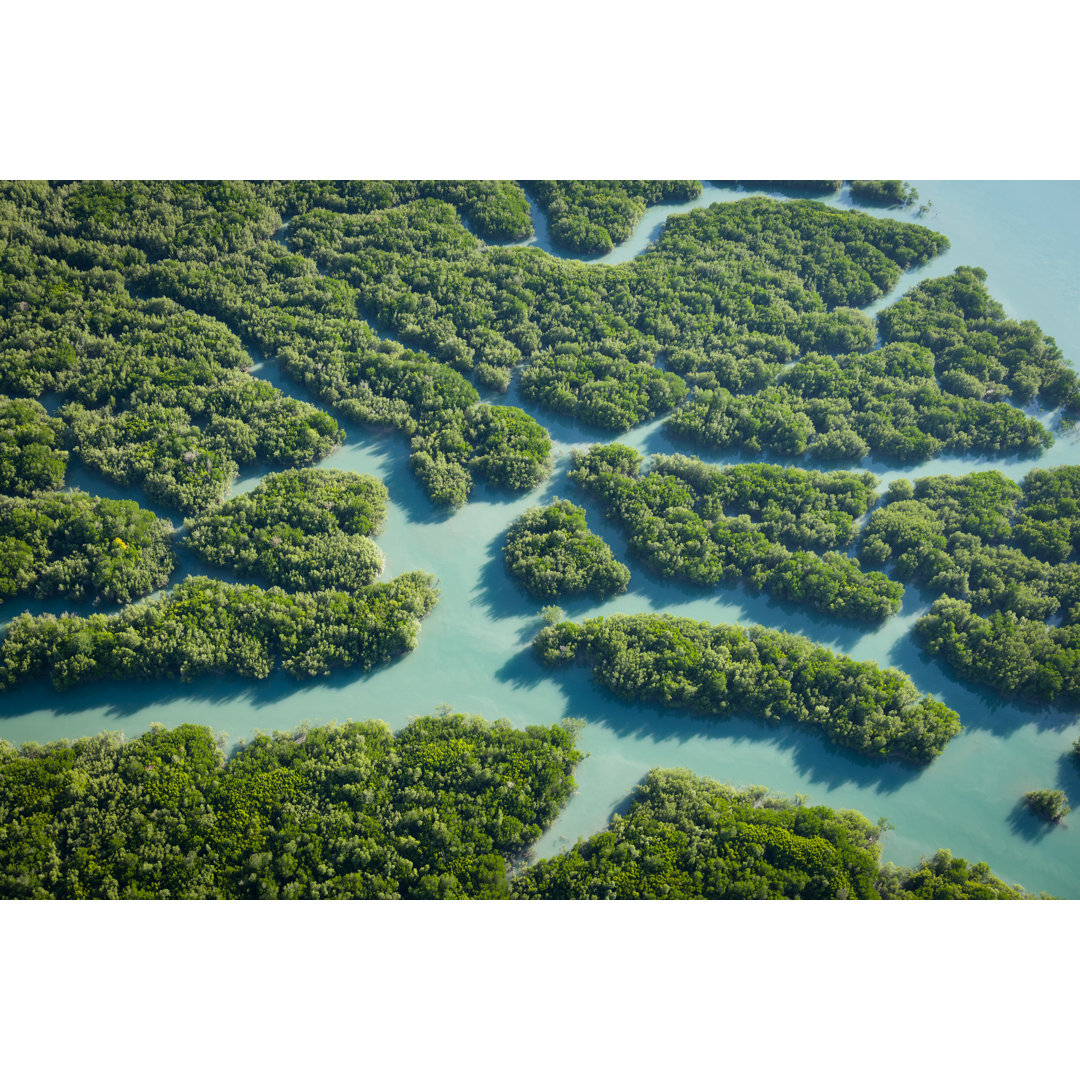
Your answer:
1025,789 -> 1071,823
503,498 -> 630,600
533,612 -> 961,761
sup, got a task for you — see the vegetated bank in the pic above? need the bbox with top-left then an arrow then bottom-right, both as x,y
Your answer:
511,768 -> 1031,899
0,713 -> 582,898
0,241 -> 343,515
533,613 -> 961,761
503,498 -> 630,600
0,571 -> 439,690
569,443 -> 900,621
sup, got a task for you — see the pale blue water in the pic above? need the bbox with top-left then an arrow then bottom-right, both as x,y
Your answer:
4,182 -> 1080,896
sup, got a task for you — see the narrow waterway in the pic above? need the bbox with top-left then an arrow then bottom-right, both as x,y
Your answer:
4,182 -> 1080,896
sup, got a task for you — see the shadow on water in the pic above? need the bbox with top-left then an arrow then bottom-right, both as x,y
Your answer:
1006,798 -> 1062,844
0,645 -> 420,726
887,615 -> 1080,738
472,531 -> 616,641
496,646 -> 924,794
1054,750 -> 1080,809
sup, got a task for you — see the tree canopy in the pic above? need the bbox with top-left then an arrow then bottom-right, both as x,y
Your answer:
0,713 -> 582,898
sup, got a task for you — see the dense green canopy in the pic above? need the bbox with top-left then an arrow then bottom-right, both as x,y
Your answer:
185,468 -> 388,591
569,443 -> 899,621
0,491 -> 174,605
534,612 -> 961,761
503,498 -> 630,600
512,768 -> 1026,899
0,571 -> 439,690
0,713 -> 582,899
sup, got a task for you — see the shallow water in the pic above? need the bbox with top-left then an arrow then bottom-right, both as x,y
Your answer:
5,182 -> 1080,897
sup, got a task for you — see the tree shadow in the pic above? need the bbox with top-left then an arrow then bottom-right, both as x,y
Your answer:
0,643 -> 422,725
1054,751 -> 1080,811
1006,797 -> 1062,843
888,619 -> 1080,738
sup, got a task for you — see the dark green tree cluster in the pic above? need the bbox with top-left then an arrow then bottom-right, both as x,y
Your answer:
875,848 -> 1025,899
0,241 -> 343,514
877,266 -> 1080,412
916,598 -> 1080,704
0,491 -> 174,605
849,181 -> 919,206
665,340 -> 1053,463
0,180 -> 284,270
0,713 -> 582,898
0,571 -> 439,690
503,498 -> 630,600
266,181 -> 533,243
860,469 -> 1080,624
525,181 -> 702,254
736,181 -> 844,194
511,769 -> 1025,899
569,444 -> 900,621
287,196 -> 948,431
137,243 -> 552,507
185,468 -> 388,591
533,612 -> 961,761
0,396 -> 67,496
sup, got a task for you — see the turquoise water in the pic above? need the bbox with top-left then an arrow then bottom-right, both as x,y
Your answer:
5,182 -> 1080,896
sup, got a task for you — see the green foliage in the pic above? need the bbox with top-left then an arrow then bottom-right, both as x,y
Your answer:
0,713 -> 582,898
525,181 -> 703,254
288,195 -> 947,431
878,266 -> 1080,413
0,572 -> 439,690
0,397 -> 67,496
512,770 -> 1025,899
136,242 -> 551,508
533,612 -> 961,761
1025,789 -> 1070,822
849,181 -> 919,206
0,491 -> 174,605
0,241 -> 343,513
186,468 -> 388,591
540,605 -> 565,626
512,769 -> 884,899
0,180 -> 283,269
666,339 -> 1054,463
569,444 -> 900,621
503,498 -> 630,600
876,849 -> 1024,899
269,180 -> 533,242
916,597 -> 1080,703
